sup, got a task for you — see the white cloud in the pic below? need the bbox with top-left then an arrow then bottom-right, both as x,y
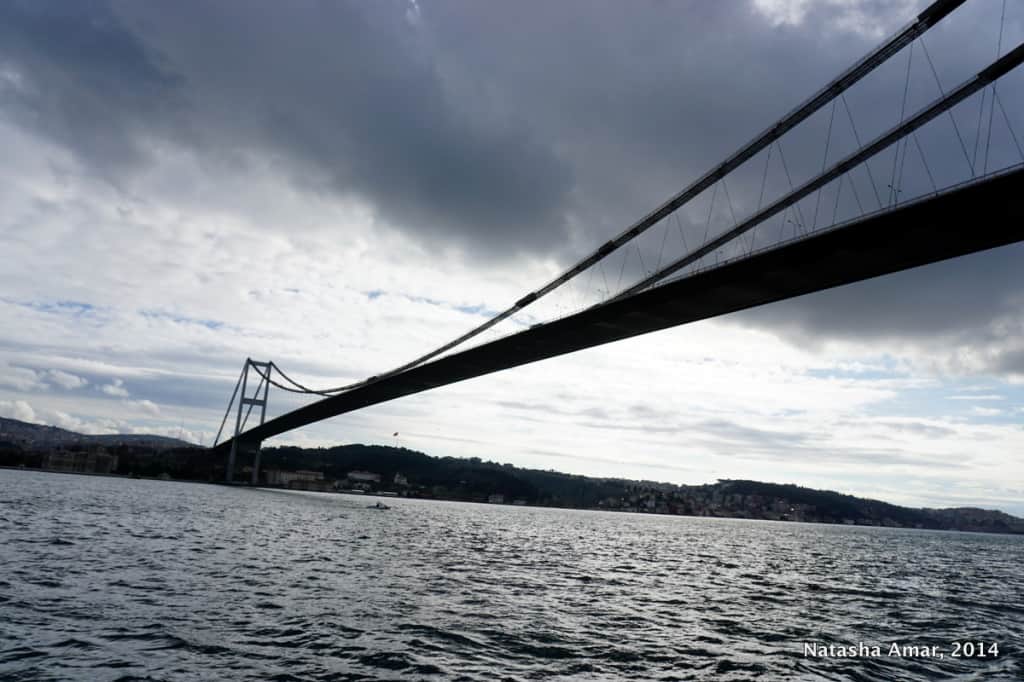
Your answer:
126,423 -> 201,445
49,410 -> 88,432
100,379 -> 130,398
752,0 -> 917,38
948,394 -> 1004,401
0,399 -> 38,423
47,369 -> 88,390
0,364 -> 46,392
46,410 -> 121,435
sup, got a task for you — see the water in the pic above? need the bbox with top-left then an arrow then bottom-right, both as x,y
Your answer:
0,469 -> 1021,681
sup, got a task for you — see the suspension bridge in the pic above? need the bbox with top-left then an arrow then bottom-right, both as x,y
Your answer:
212,0 -> 1024,483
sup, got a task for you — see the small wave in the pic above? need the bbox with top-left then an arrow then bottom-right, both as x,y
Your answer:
0,646 -> 47,664
357,650 -> 414,671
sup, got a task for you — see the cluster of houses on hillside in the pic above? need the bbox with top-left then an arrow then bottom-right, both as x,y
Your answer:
41,448 -> 119,475
256,468 -> 408,494
597,488 -> 819,521
256,468 -> 522,505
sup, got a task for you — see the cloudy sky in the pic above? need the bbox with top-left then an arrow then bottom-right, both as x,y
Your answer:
2,0 -> 1023,514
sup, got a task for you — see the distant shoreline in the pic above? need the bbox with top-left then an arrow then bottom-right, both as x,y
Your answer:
4,465 -> 1021,537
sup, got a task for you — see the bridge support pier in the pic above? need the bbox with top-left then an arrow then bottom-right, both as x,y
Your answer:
252,445 -> 262,486
227,438 -> 237,484
226,437 -> 262,484
225,358 -> 271,483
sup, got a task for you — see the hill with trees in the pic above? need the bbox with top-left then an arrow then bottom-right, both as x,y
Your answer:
2,417 -> 1020,535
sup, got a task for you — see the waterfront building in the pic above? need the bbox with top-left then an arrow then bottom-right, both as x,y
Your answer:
264,469 -> 324,486
42,448 -> 118,474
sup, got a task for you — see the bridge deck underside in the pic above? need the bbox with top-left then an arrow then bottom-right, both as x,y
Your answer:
215,168 -> 1024,453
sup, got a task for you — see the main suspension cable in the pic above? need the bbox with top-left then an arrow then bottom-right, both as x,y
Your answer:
261,0 -> 968,398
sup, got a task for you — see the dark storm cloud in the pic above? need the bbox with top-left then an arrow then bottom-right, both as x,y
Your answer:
991,346 -> 1024,375
2,0 -> 1022,358
406,0 -> 1024,359
0,0 -> 942,257
1,0 -> 573,256
730,242 -> 1024,348
0,0 -> 185,171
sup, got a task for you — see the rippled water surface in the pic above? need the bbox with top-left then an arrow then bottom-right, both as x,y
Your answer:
1,469 -> 1022,680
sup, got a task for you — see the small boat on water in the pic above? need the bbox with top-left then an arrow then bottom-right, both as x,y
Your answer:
367,501 -> 390,510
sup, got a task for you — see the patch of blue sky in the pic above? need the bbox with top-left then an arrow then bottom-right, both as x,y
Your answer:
9,299 -> 96,316
866,377 -> 1024,423
363,290 -> 496,317
939,376 -> 1023,402
139,309 -> 224,330
805,355 -> 908,381
454,303 -> 500,317
807,367 -> 902,381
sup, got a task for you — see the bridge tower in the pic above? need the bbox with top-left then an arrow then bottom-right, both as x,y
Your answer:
224,358 -> 271,484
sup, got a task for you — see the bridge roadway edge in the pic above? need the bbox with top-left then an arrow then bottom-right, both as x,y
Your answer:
213,167 -> 1024,454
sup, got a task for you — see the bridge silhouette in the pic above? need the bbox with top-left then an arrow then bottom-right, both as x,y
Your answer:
213,0 -> 1024,483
